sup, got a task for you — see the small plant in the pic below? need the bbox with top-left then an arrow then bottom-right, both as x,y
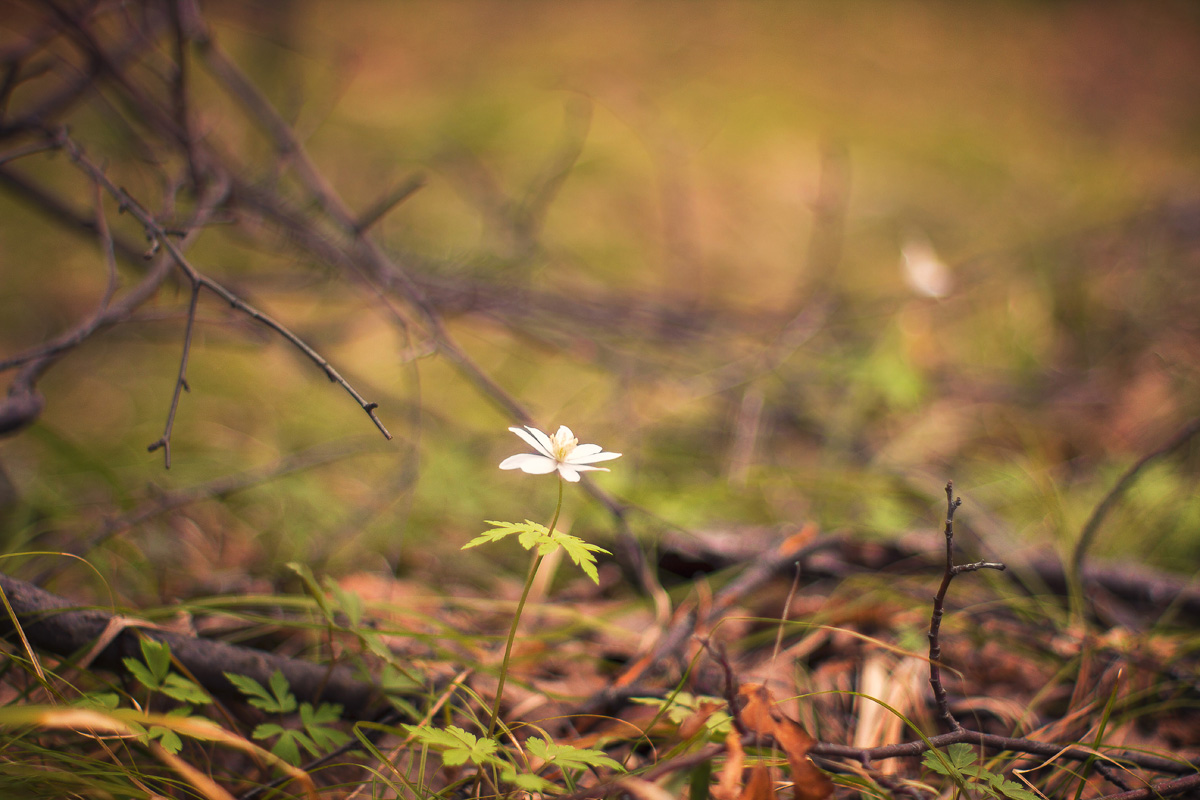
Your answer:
403,724 -> 623,793
122,638 -> 211,753
123,638 -> 210,706
226,668 -> 350,765
923,744 -> 1039,800
464,424 -> 620,739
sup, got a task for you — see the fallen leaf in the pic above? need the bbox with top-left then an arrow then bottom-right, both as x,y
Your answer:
738,684 -> 834,800
742,764 -> 776,800
713,729 -> 746,800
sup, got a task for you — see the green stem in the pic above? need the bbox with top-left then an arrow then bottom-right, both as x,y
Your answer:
487,479 -> 564,739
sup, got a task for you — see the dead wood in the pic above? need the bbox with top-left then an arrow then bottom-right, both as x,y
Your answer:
0,572 -> 385,719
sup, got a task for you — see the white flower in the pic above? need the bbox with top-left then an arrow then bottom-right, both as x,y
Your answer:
499,425 -> 621,482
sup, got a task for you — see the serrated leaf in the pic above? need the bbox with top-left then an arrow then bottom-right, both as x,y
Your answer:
990,776 -> 1041,800
276,732 -> 309,764
301,702 -> 349,752
464,522 -> 611,582
552,533 -> 611,584
517,522 -> 552,550
464,520 -> 549,550
526,737 -> 624,772
267,669 -> 298,713
124,657 -> 159,691
226,669 -> 296,713
301,702 -> 342,727
403,724 -> 500,767
147,724 -> 182,754
139,638 -> 171,683
923,742 -> 976,776
253,723 -> 317,766
253,722 -> 285,740
225,672 -> 272,708
161,673 -> 210,704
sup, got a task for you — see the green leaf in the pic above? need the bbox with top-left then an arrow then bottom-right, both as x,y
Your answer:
923,742 -> 976,776
123,657 -> 160,691
139,638 -> 171,683
550,532 -> 611,584
253,722 -> 318,766
225,669 -> 297,713
464,521 -> 611,583
253,721 -> 285,740
225,672 -> 272,708
268,669 -> 299,713
526,736 -> 624,772
161,673 -> 210,705
136,708 -> 198,755
403,725 -> 501,767
499,767 -> 556,792
301,702 -> 349,752
125,638 -> 175,691
463,520 -> 548,549
989,775 -> 1041,800
147,724 -> 183,754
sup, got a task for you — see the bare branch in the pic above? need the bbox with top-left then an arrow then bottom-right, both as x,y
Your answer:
57,133 -> 393,446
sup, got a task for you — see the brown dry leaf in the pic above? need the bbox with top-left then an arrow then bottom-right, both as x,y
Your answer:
679,699 -> 726,741
738,684 -> 834,800
742,764 -> 777,800
713,728 -> 747,800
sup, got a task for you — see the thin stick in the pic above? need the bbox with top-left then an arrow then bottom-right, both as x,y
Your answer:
927,482 -> 1005,732
147,282 -> 200,468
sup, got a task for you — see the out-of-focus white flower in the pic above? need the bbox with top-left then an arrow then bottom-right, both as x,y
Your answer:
901,233 -> 953,299
500,425 -> 621,482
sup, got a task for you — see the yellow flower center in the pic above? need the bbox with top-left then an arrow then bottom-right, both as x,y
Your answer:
549,428 -> 578,460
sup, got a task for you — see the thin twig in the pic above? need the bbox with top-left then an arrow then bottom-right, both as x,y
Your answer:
0,138 -> 57,164
353,173 -> 426,234
147,281 -> 199,468
928,482 -> 1005,732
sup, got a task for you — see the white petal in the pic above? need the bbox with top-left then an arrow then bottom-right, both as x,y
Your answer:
572,443 -> 604,457
566,450 -> 621,465
509,426 -> 555,458
500,454 -> 558,474
557,465 -> 582,482
555,425 -> 574,441
526,426 -> 559,457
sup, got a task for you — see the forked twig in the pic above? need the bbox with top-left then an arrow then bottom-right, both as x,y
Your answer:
928,481 -> 1005,731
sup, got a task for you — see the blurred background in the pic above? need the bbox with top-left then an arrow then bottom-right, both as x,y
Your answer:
1,1 -> 1198,603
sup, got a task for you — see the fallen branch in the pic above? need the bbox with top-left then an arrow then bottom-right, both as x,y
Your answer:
0,572 -> 385,720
